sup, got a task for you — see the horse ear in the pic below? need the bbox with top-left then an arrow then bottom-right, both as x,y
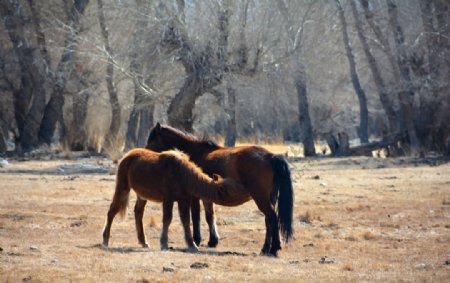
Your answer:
155,122 -> 161,131
212,174 -> 222,182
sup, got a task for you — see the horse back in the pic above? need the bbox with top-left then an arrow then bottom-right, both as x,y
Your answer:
203,146 -> 274,189
121,149 -> 184,201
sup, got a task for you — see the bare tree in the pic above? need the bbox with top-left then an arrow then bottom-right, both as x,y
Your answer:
1,0 -> 447,155
163,0 -> 258,132
415,0 -> 450,152
97,0 -> 121,149
125,0 -> 155,149
38,0 -> 90,147
223,87 -> 237,147
275,0 -> 316,156
335,0 -> 369,144
351,0 -> 397,134
0,0 -> 51,152
386,0 -> 421,155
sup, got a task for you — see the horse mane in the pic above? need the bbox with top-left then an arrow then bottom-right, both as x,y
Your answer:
160,149 -> 188,160
160,125 -> 221,148
159,149 -> 212,185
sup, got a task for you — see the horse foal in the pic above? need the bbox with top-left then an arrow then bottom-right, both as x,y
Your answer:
102,148 -> 245,251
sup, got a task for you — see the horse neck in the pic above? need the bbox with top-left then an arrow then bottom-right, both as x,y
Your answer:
170,137 -> 212,161
176,160 -> 219,200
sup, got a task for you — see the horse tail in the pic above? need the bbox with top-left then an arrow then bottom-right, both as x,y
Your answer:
271,154 -> 294,243
112,155 -> 133,219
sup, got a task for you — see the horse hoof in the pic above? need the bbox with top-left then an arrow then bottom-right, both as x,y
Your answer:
260,249 -> 278,257
207,239 -> 219,248
102,242 -> 109,248
141,243 -> 150,248
194,236 -> 202,246
160,244 -> 169,251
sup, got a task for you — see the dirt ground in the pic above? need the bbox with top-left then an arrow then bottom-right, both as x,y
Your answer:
1,154 -> 449,282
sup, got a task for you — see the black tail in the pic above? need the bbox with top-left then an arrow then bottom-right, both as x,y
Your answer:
271,155 -> 294,243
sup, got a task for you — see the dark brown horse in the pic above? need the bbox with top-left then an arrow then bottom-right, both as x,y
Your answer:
145,123 -> 294,256
102,148 -> 246,251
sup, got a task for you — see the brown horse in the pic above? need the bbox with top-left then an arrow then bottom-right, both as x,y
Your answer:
102,148 -> 246,251
145,123 -> 294,256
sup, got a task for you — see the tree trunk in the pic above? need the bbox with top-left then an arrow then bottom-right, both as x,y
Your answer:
127,91 -> 155,148
38,0 -> 90,145
125,106 -> 139,149
136,105 -> 155,147
167,73 -> 202,132
361,0 -> 401,79
386,0 -> 415,103
69,88 -> 90,150
125,0 -> 144,149
1,1 -> 32,139
19,69 -> 47,152
386,0 -> 421,155
416,0 -> 450,153
296,75 -> 315,156
351,0 -> 397,133
337,132 -> 350,156
167,0 -> 232,132
446,133 -> 450,157
1,0 -> 50,152
335,0 -> 369,144
125,0 -> 154,149
97,0 -> 121,148
224,87 -> 237,147
324,134 -> 339,156
0,127 -> 6,153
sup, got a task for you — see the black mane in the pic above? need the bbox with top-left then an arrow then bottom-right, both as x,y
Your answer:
162,125 -> 198,142
153,124 -> 220,149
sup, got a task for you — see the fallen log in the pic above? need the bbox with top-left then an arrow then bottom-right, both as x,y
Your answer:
346,132 -> 407,156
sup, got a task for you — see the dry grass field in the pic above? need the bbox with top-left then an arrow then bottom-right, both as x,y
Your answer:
1,154 -> 449,282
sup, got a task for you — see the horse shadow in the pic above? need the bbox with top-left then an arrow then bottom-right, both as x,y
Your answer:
80,243 -> 250,256
167,247 -> 249,257
77,243 -> 149,254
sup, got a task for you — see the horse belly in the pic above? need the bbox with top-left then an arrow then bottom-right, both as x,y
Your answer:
133,187 -> 165,203
128,177 -> 165,202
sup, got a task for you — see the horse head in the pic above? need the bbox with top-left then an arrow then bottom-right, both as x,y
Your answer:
146,123 -> 178,152
146,123 -> 221,154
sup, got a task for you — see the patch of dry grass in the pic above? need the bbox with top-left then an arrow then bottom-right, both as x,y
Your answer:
148,214 -> 159,228
342,262 -> 354,271
361,231 -> 377,241
298,210 -> 313,224
1,157 -> 449,282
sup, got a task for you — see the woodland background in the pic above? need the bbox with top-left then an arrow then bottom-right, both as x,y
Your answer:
0,0 -> 449,157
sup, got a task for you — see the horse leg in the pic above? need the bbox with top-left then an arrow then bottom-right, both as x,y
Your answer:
102,202 -> 120,247
261,216 -> 272,255
102,178 -> 130,247
178,199 -> 198,252
203,200 -> 219,248
134,197 -> 149,248
257,189 -> 280,253
160,200 -> 174,250
268,208 -> 281,256
267,190 -> 281,255
254,198 -> 281,256
191,196 -> 202,246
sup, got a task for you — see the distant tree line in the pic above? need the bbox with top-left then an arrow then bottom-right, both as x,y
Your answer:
0,0 -> 449,156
